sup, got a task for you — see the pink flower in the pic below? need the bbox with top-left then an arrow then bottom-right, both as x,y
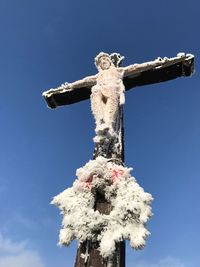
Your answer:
78,175 -> 93,190
112,168 -> 124,183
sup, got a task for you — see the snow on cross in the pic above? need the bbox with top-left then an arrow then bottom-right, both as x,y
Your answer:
43,52 -> 194,108
43,52 -> 194,267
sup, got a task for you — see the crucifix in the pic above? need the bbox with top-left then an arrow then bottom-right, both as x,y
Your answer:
43,52 -> 194,267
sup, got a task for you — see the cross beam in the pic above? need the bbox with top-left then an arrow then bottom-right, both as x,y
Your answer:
43,53 -> 194,108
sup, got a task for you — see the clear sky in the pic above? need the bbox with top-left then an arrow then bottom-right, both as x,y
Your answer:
0,0 -> 199,267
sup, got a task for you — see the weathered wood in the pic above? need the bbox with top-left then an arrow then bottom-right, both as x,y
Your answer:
74,194 -> 125,267
74,107 -> 125,267
43,55 -> 194,109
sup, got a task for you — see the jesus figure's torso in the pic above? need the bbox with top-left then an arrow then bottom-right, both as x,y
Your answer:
95,67 -> 125,99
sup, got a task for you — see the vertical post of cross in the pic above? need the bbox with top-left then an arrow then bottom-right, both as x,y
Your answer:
74,106 -> 125,267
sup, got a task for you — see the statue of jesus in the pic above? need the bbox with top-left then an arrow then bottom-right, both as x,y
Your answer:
44,52 -> 193,140
91,52 -> 125,136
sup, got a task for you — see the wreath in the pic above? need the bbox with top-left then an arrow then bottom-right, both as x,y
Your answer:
52,156 -> 153,258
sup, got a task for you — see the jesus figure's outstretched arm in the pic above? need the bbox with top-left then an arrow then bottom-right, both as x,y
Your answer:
122,53 -> 193,78
43,74 -> 97,98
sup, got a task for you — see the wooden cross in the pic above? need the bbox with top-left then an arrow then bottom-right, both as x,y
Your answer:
43,52 -> 194,267
43,52 -> 194,109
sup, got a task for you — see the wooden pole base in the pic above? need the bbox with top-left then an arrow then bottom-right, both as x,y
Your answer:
74,107 -> 125,267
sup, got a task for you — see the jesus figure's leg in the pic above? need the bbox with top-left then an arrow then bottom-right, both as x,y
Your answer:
104,95 -> 119,133
91,86 -> 105,130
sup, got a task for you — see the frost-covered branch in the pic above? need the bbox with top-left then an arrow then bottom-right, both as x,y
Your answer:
51,157 -> 153,258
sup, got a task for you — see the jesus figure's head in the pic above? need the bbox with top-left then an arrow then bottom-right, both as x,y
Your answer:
95,52 -> 113,71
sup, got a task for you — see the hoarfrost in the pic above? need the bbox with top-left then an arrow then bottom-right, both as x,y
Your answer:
51,156 -> 153,258
91,53 -> 125,138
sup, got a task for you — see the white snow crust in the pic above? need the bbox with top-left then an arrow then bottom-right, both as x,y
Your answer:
51,157 -> 153,258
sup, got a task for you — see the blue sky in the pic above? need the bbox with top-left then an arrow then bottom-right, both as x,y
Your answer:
0,0 -> 199,266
